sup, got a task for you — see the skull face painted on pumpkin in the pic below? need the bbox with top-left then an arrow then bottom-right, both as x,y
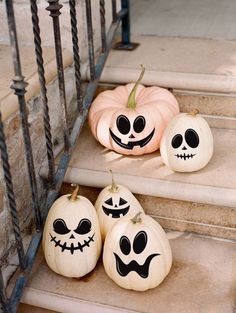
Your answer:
103,213 -> 172,291
160,111 -> 214,172
88,66 -> 179,156
43,186 -> 102,278
95,174 -> 144,240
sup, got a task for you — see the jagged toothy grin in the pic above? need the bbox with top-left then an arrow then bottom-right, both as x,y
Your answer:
175,153 -> 196,160
50,233 -> 95,254
102,205 -> 130,218
109,128 -> 155,150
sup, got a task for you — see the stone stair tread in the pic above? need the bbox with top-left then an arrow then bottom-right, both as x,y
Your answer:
18,232 -> 236,313
42,124 -> 236,207
100,35 -> 236,93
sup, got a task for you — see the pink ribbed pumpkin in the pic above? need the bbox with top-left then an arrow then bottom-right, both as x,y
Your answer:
88,66 -> 179,155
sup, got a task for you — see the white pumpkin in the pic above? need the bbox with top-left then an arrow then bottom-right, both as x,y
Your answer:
103,212 -> 172,291
43,185 -> 102,278
95,172 -> 144,240
160,110 -> 214,172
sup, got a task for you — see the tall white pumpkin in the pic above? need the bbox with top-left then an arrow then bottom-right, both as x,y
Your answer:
103,212 -> 172,291
160,110 -> 214,172
43,186 -> 102,278
95,172 -> 144,240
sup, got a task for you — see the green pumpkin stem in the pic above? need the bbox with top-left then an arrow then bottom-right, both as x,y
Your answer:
109,170 -> 119,192
131,212 -> 142,224
69,184 -> 80,201
127,65 -> 145,109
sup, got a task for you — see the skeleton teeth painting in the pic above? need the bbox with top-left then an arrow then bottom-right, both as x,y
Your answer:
43,185 -> 102,278
160,110 -> 214,172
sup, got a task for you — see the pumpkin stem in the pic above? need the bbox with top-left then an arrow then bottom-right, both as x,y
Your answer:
109,170 -> 119,193
189,109 -> 199,116
69,184 -> 80,201
127,65 -> 145,109
131,212 -> 142,224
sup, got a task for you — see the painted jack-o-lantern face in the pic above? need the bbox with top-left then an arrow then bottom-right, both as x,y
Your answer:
50,217 -> 94,255
102,196 -> 130,218
160,111 -> 214,172
103,213 -> 172,291
109,114 -> 155,150
88,66 -> 179,156
115,230 -> 159,279
95,177 -> 144,240
43,186 -> 102,278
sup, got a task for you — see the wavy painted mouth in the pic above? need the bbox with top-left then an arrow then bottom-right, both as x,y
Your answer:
50,233 -> 95,255
114,252 -> 160,278
109,128 -> 155,150
175,153 -> 196,160
102,205 -> 130,218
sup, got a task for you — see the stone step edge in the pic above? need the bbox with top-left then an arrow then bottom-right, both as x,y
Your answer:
60,168 -> 236,208
98,66 -> 236,93
20,286 -> 138,313
153,215 -> 236,241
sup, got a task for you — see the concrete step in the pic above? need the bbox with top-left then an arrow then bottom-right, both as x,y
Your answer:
41,121 -> 236,240
13,231 -> 236,313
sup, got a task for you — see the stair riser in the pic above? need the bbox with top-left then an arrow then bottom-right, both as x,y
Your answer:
61,185 -> 236,241
96,84 -> 236,120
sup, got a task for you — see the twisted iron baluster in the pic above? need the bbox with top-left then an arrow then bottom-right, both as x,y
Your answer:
85,0 -> 95,81
0,113 -> 25,270
69,0 -> 82,112
5,0 -> 41,231
30,0 -> 55,182
112,0 -> 117,23
46,0 -> 70,151
100,0 -> 106,52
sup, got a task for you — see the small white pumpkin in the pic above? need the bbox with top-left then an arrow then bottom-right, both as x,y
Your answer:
43,185 -> 102,278
95,171 -> 144,240
160,110 -> 214,172
103,212 -> 172,291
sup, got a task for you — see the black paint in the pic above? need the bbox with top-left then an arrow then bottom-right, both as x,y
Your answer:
119,197 -> 127,205
185,129 -> 199,148
114,253 -> 159,278
133,231 -> 147,254
105,197 -> 113,205
109,128 -> 155,150
50,232 -> 95,254
74,218 -> 91,234
53,219 -> 70,234
114,230 -> 160,278
171,134 -> 183,149
102,197 -> 130,218
116,115 -> 130,135
133,116 -> 146,133
120,236 -> 131,255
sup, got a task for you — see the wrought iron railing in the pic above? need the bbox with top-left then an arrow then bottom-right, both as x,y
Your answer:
0,1 -> 135,312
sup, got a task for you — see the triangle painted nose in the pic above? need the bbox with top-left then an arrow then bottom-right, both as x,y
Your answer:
182,146 -> 187,150
70,234 -> 75,239
129,134 -> 135,138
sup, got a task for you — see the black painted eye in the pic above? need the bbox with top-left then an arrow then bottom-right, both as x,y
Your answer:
120,236 -> 131,255
133,231 -> 147,254
74,219 -> 91,234
116,115 -> 131,135
133,116 -> 146,133
53,219 -> 70,235
171,134 -> 183,149
119,198 -> 127,206
185,129 -> 199,148
104,197 -> 113,206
